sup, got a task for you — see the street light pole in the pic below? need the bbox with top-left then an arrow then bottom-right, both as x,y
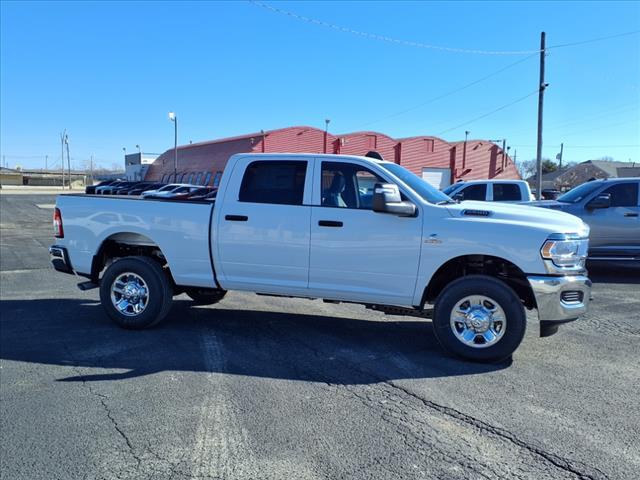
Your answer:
169,112 -> 177,179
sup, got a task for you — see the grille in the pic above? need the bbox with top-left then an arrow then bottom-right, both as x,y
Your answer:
561,291 -> 583,304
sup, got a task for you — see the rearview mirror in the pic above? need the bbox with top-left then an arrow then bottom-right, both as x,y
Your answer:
586,193 -> 610,210
372,183 -> 416,217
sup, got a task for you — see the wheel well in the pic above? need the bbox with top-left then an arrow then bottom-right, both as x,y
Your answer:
90,233 -> 167,283
422,255 -> 535,309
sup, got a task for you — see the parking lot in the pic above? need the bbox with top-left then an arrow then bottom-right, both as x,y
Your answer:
1,193 -> 639,480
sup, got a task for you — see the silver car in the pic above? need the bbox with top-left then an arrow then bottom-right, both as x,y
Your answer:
529,178 -> 639,261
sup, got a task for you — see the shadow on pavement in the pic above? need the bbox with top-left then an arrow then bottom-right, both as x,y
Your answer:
0,299 -> 509,384
587,261 -> 640,284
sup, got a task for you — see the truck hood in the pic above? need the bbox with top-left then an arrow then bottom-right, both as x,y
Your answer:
521,200 -> 567,210
445,200 -> 588,236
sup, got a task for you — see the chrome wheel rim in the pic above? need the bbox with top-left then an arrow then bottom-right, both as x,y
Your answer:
110,272 -> 149,317
450,295 -> 506,349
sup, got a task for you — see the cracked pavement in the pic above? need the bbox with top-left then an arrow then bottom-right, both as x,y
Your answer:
1,194 -> 639,479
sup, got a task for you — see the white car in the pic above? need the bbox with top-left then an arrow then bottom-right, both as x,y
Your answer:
50,153 -> 591,362
443,179 -> 535,202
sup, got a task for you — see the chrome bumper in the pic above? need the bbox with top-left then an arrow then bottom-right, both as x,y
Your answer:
527,274 -> 591,322
49,245 -> 74,275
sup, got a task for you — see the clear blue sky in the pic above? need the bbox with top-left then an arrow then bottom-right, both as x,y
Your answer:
1,0 -> 639,170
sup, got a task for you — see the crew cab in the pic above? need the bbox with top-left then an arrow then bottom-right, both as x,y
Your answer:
50,153 -> 592,362
443,179 -> 534,203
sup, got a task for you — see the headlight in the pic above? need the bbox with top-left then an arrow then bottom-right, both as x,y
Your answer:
541,234 -> 588,268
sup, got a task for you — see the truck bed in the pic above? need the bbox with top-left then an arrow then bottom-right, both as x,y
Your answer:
55,194 -> 217,288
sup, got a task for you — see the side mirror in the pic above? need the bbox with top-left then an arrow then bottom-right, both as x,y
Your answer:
372,183 -> 416,217
586,193 -> 610,210
453,193 -> 464,203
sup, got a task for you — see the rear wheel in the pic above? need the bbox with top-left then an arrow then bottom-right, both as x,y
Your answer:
99,256 -> 173,329
185,288 -> 226,305
432,275 -> 526,362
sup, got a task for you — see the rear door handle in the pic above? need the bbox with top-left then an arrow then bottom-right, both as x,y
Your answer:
225,215 -> 248,221
624,213 -> 639,217
318,220 -> 343,227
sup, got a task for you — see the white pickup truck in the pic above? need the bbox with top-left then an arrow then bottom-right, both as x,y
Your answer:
50,153 -> 592,362
443,179 -> 534,203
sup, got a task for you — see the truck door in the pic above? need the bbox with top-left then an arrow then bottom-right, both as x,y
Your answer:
216,158 -> 313,293
308,160 -> 422,306
584,181 -> 639,253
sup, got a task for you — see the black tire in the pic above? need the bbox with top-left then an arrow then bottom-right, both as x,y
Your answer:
432,275 -> 526,362
184,288 -> 226,305
99,256 -> 173,329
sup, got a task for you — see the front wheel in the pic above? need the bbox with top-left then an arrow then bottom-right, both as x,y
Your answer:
432,275 -> 526,362
99,256 -> 173,329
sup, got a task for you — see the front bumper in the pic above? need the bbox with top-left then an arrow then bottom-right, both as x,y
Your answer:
527,274 -> 592,336
49,245 -> 74,275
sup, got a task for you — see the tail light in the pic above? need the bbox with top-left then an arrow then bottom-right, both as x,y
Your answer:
53,207 -> 64,238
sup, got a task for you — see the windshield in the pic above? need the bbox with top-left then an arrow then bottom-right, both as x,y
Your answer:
158,184 -> 178,192
379,163 -> 452,204
557,181 -> 602,203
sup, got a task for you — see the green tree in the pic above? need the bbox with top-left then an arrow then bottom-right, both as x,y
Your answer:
541,159 -> 558,174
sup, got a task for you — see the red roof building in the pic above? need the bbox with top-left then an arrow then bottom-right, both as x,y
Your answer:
145,126 -> 519,188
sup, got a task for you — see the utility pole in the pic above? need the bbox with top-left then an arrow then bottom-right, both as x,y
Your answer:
45,155 -> 48,171
65,134 -> 71,190
324,119 -> 331,154
90,154 -> 94,185
557,143 -> 564,169
462,130 -> 470,169
501,139 -> 507,170
535,32 -> 547,200
60,130 -> 66,189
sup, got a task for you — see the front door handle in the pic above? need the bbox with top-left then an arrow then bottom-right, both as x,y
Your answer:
624,212 -> 639,217
225,215 -> 248,221
318,220 -> 343,227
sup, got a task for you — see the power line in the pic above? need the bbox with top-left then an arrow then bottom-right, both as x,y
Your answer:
357,53 -> 537,128
250,1 -> 640,56
436,89 -> 539,135
510,144 -> 640,148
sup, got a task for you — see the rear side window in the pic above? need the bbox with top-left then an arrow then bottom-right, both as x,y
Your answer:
239,161 -> 307,205
493,183 -> 521,201
459,184 -> 486,201
601,183 -> 639,207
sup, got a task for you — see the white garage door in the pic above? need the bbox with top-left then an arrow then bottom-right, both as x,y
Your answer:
422,168 -> 451,190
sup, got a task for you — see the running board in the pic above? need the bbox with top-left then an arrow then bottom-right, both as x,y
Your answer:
77,281 -> 98,291
366,304 -> 433,319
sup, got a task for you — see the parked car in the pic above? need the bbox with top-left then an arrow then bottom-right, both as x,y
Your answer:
443,180 -> 534,203
86,179 -> 118,194
96,181 -> 138,195
541,189 -> 561,200
145,185 -> 204,200
188,188 -> 218,201
528,178 -> 639,260
50,153 -> 591,362
141,184 -> 199,198
125,182 -> 165,195
94,180 -> 128,194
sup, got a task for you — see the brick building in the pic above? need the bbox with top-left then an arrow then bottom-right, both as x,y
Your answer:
145,126 -> 519,189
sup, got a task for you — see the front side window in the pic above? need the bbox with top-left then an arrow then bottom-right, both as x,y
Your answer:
601,182 -> 639,207
321,162 -> 384,209
459,184 -> 487,201
239,161 -> 307,205
493,183 -> 521,201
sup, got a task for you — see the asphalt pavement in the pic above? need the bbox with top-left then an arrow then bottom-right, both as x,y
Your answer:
1,193 -> 639,480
